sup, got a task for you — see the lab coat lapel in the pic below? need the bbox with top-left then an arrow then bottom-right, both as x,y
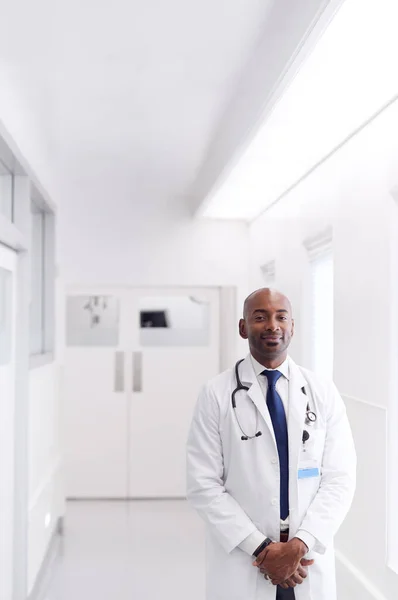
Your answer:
238,355 -> 276,442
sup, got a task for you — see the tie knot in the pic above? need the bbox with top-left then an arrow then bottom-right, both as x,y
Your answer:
262,369 -> 282,387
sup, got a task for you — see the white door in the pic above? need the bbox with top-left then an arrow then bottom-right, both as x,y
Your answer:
0,244 -> 17,600
63,286 -> 220,498
63,288 -> 131,497
127,287 -> 220,498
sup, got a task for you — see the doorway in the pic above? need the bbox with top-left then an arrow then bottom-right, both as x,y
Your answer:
63,286 -> 220,498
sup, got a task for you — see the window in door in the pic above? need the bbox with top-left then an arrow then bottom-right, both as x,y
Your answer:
66,295 -> 120,347
139,296 -> 210,346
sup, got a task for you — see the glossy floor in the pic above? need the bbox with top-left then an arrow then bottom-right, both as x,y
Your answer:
41,500 -> 206,600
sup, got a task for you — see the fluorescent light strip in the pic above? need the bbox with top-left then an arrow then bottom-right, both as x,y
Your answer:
202,0 -> 398,220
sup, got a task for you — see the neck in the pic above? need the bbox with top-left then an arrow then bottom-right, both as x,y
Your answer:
251,350 -> 287,370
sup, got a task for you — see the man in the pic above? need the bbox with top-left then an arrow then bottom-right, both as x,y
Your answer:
186,288 -> 356,600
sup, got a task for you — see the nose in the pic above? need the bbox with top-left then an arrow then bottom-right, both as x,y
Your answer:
266,318 -> 281,332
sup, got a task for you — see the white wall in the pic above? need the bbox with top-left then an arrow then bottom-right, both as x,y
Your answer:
0,15 -> 61,589
28,363 -> 64,594
58,197 -> 248,286
249,97 -> 398,599
57,199 -> 250,358
0,1 -> 56,197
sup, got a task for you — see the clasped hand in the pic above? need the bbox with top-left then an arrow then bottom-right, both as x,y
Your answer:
253,539 -> 314,588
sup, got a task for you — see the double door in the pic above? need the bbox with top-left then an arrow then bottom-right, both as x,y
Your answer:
63,286 -> 220,498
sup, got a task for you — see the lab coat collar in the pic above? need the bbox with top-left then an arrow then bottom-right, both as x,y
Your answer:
250,355 -> 290,381
238,354 -> 305,388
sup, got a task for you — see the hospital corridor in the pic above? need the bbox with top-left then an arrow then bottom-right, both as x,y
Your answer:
37,501 -> 206,600
1,1 -> 398,599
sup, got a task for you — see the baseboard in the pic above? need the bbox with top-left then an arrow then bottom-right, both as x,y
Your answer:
335,549 -> 388,600
28,516 -> 63,600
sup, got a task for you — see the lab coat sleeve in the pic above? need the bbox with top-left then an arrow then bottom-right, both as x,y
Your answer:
298,383 -> 357,554
186,383 -> 260,554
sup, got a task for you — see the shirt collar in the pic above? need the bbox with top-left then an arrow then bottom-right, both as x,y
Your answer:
250,354 -> 290,381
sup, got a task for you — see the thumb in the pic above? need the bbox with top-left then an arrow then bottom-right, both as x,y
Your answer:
301,559 -> 315,566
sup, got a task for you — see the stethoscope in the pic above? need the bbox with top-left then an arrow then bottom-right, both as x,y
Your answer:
232,359 -> 317,443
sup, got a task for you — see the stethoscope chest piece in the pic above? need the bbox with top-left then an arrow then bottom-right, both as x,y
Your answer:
306,410 -> 317,423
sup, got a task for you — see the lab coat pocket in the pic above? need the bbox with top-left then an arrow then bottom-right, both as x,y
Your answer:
297,465 -> 320,509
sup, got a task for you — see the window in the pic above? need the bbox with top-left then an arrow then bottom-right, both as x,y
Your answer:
305,230 -> 334,379
30,199 -> 55,356
0,161 -> 13,222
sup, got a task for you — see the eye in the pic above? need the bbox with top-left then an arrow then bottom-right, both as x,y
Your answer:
255,316 -> 265,321
279,316 -> 288,321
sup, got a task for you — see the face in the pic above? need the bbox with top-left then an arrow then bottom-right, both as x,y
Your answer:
239,290 -> 294,366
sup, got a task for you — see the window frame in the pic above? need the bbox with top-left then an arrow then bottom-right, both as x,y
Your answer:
29,189 -> 56,364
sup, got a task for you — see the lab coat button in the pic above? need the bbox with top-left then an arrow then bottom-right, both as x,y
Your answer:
271,458 -> 277,464
272,498 -> 278,506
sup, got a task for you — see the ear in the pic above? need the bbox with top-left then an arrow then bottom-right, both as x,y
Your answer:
291,318 -> 295,337
239,318 -> 248,340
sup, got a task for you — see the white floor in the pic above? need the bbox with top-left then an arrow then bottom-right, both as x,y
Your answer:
41,500 -> 206,600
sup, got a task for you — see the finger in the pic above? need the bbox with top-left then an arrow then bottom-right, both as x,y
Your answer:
297,566 -> 308,578
253,557 -> 266,569
292,573 -> 304,585
285,578 -> 297,588
278,582 -> 289,589
301,559 -> 315,567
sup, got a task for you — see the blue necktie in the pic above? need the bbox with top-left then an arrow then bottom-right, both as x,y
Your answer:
262,370 -> 289,520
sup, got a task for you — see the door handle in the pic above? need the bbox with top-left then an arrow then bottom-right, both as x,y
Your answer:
132,351 -> 142,392
114,351 -> 125,392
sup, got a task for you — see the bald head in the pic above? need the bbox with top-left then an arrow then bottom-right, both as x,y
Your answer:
243,288 -> 292,319
240,288 -> 294,368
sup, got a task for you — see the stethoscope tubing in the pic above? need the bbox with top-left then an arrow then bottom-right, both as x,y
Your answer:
232,360 -> 317,440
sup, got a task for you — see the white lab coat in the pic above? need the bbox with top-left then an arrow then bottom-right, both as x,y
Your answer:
186,355 -> 356,600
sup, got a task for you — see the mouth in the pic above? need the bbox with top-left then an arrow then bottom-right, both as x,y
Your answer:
261,335 -> 281,343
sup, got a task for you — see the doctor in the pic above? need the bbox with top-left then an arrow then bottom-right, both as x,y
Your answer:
186,288 -> 356,600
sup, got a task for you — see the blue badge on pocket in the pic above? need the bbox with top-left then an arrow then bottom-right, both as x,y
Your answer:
298,467 -> 320,479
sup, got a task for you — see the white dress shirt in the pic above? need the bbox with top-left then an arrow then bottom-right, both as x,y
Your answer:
238,355 -> 316,556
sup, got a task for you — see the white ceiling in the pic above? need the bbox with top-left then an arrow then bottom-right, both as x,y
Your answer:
1,0 -> 333,213
51,0 -> 275,205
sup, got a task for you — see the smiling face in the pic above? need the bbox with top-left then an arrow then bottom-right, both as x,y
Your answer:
239,289 -> 294,368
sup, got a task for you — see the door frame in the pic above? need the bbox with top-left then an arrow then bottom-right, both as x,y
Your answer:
0,178 -> 31,600
61,284 -> 238,499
